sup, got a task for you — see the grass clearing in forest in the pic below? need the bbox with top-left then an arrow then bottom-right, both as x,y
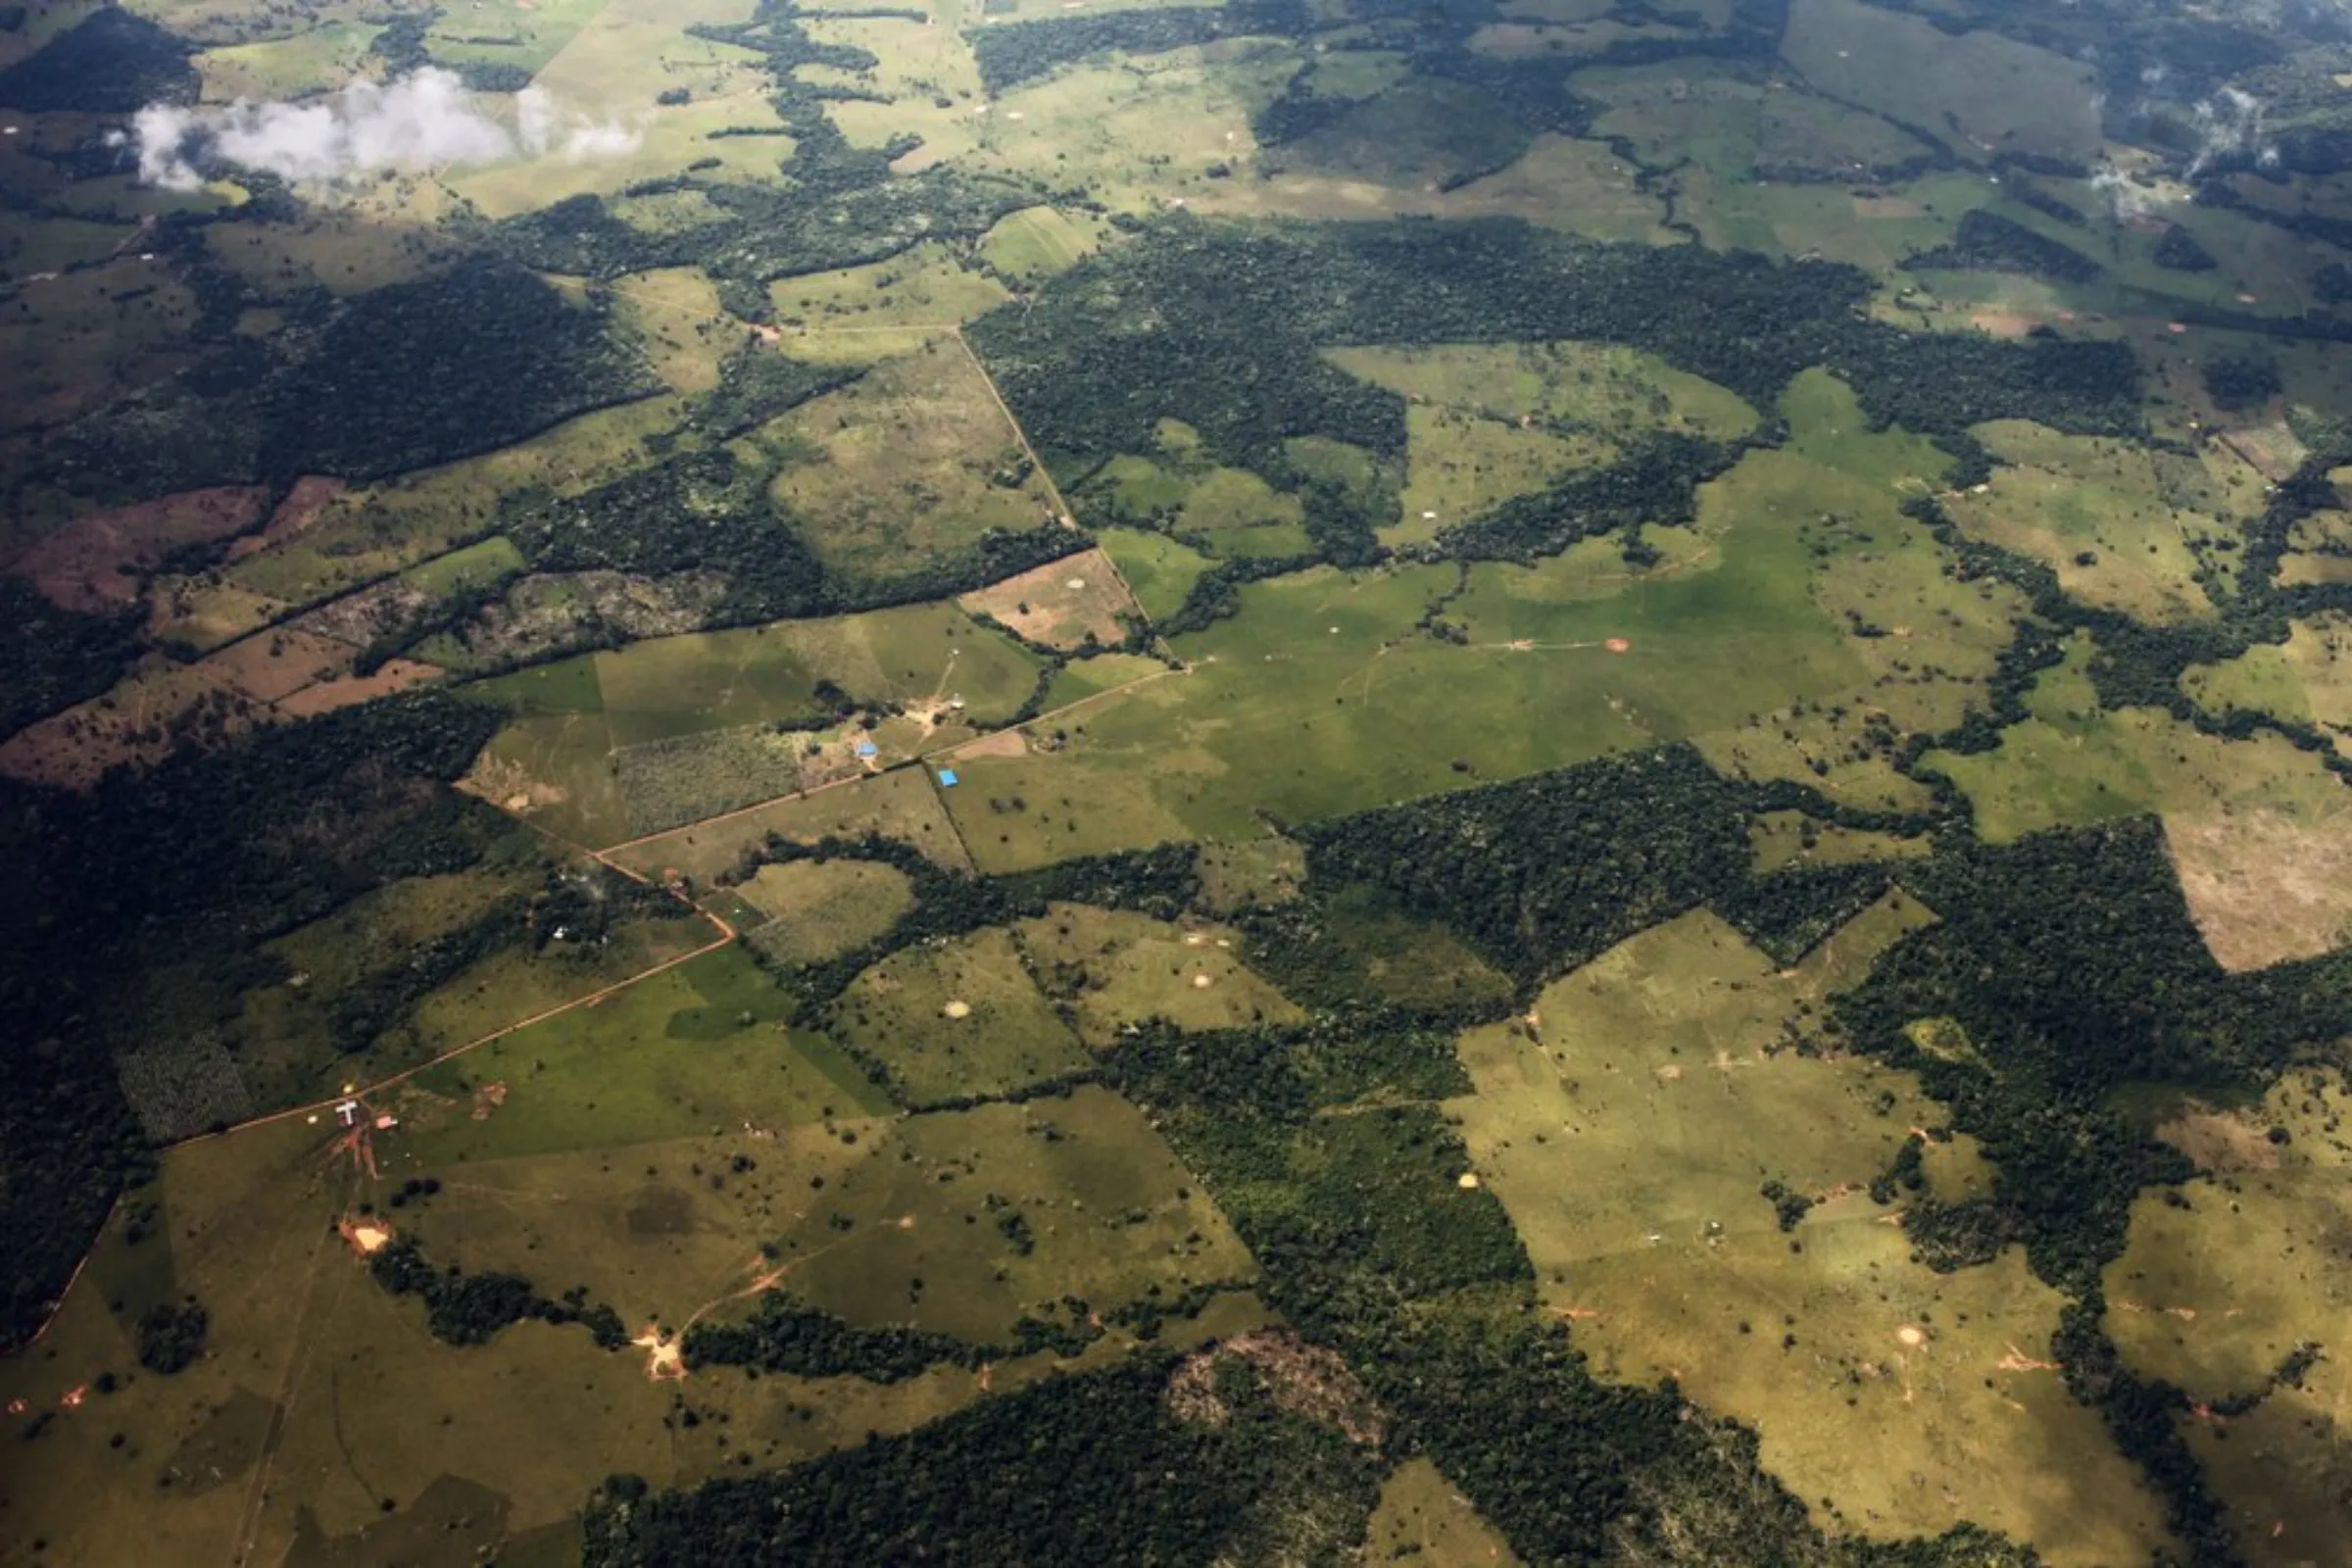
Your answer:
608,763 -> 973,885
825,925 -> 1092,1103
743,1086 -> 1256,1346
1946,421 -> 2225,625
2105,1069 -> 2352,1564
1326,339 -> 1756,544
762,335 -> 1062,587
1015,904 -> 1303,1047
978,206 -> 1102,283
770,242 -> 1012,347
1931,636 -> 2348,841
738,858 -> 917,965
1362,1457 -> 1526,1568
957,546 -> 1142,650
1449,906 -> 2172,1563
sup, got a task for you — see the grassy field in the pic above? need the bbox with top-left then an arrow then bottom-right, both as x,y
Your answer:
1015,904 -> 1302,1047
770,242 -> 1012,355
1780,0 -> 2102,165
761,335 -> 1063,585
738,1086 -> 1258,1345
1096,526 -> 1212,624
1946,421 -> 2223,625
977,206 -> 1102,284
462,599 -> 1047,845
608,762 -> 973,885
737,857 -> 916,964
0,1066 -> 1261,1562
2104,1069 -> 2352,1564
1362,1457 -> 1525,1567
825,925 -> 1093,1103
942,374 -> 1986,868
1448,906 -> 2172,1562
1326,339 -> 1755,545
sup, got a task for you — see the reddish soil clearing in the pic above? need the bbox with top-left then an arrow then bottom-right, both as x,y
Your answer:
8,487 -> 268,612
272,658 -> 443,717
957,548 -> 1139,651
2167,807 -> 2352,971
226,475 -> 348,562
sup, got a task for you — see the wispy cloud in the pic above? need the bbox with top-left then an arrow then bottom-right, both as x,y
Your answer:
119,68 -> 639,191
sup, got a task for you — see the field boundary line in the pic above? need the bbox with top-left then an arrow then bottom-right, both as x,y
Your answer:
945,325 -> 1169,656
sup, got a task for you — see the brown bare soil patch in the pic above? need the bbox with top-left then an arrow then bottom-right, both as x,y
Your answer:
2155,1106 -> 2283,1173
271,659 -> 443,717
8,487 -> 267,612
201,627 -> 363,704
952,726 -> 1029,760
1167,1329 -> 1384,1446
0,663 -> 267,789
1852,194 -> 1923,218
1966,311 -> 2038,339
2166,808 -> 2352,971
957,548 -> 1138,651
226,475 -> 347,562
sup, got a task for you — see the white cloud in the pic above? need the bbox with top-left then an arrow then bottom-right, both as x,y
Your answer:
122,68 -> 636,191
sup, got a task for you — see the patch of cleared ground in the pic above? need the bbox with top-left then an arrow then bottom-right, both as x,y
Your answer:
957,547 -> 1142,650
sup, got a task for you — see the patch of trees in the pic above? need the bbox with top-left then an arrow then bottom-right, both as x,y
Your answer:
0,579 -> 149,741
1296,743 -> 1752,990
328,896 -> 530,1053
583,1353 -> 1384,1567
1902,209 -> 2102,285
491,445 -> 1087,639
135,1299 -> 209,1374
369,1237 -> 627,1348
1714,858 -> 1900,966
2051,1296 -> 2239,1563
506,449 -> 829,623
0,7 -> 196,113
56,257 -> 662,497
2201,351 -> 2281,411
683,1292 -> 1109,1378
969,6 -> 1242,96
2152,224 -> 2218,271
1434,433 -> 1742,563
